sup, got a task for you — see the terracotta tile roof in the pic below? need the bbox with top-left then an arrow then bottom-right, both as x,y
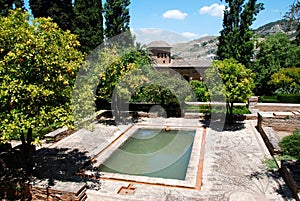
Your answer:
147,40 -> 171,48
154,58 -> 212,68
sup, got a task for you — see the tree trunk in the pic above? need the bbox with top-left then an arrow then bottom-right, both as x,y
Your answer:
229,102 -> 234,115
20,128 -> 34,173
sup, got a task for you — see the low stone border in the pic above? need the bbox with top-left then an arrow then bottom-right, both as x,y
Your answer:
31,180 -> 87,201
257,126 -> 281,155
45,126 -> 72,143
258,111 -> 300,133
255,103 -> 300,112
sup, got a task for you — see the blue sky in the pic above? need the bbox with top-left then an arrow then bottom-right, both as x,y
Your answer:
130,0 -> 294,39
24,0 -> 295,40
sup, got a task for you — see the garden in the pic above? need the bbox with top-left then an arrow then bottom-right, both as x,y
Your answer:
1,0 -> 300,199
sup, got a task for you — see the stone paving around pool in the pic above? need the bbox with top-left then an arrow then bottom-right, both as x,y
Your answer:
44,118 -> 295,200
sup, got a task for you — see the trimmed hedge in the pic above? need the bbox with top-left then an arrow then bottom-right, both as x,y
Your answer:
259,94 -> 300,103
276,94 -> 300,103
259,96 -> 279,103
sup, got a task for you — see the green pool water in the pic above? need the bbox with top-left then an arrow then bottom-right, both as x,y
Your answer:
98,128 -> 195,180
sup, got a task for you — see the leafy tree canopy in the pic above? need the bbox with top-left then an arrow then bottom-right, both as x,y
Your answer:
0,0 -> 24,16
269,67 -> 300,94
29,0 -> 73,31
217,0 -> 264,68
252,32 -> 300,95
205,58 -> 255,115
72,0 -> 104,53
96,46 -> 151,103
0,9 -> 83,145
72,42 -> 154,125
104,0 -> 133,47
104,0 -> 130,38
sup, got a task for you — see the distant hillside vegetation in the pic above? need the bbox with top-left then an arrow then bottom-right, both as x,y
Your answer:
170,20 -> 298,61
171,36 -> 218,61
254,19 -> 298,39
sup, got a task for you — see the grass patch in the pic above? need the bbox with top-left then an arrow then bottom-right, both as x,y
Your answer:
263,155 -> 297,171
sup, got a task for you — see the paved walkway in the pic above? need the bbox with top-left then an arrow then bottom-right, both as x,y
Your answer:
84,119 -> 295,201
34,118 -> 295,200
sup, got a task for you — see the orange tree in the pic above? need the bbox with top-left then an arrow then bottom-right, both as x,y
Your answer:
205,58 -> 255,115
0,9 -> 83,169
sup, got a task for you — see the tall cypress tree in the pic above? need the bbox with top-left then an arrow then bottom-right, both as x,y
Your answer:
0,0 -> 24,16
29,0 -> 73,31
73,0 -> 104,53
217,0 -> 264,68
104,0 -> 132,46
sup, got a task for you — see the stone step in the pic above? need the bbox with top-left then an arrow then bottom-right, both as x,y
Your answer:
292,111 -> 300,116
184,113 -> 204,119
45,126 -> 69,143
273,112 -> 294,118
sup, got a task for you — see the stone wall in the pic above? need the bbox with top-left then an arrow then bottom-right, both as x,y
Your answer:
45,127 -> 75,143
248,96 -> 300,112
258,112 -> 300,133
255,103 -> 300,112
257,126 -> 281,155
31,181 -> 87,201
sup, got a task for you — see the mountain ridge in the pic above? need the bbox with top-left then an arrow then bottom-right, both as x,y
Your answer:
171,19 -> 298,61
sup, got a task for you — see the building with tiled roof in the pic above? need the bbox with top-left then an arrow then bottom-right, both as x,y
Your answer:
147,41 -> 172,65
147,41 -> 211,81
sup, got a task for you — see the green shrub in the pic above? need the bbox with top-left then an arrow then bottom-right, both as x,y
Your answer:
278,130 -> 300,159
276,94 -> 300,103
189,80 -> 209,102
232,105 -> 250,114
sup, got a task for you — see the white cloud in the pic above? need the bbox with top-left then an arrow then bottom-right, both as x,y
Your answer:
182,32 -> 199,39
163,9 -> 188,20
199,3 -> 225,17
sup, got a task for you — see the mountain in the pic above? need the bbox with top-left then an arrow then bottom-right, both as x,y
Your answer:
171,20 -> 298,61
254,19 -> 298,39
171,36 -> 218,61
